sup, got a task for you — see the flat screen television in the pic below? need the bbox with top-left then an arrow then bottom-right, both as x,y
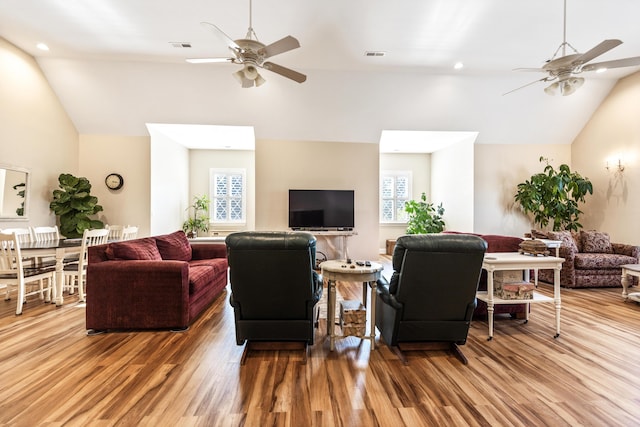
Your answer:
288,189 -> 355,230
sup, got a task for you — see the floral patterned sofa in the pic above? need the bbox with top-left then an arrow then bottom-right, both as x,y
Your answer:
532,230 -> 639,288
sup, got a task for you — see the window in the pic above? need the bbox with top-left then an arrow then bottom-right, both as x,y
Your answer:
380,171 -> 412,223
210,168 -> 246,224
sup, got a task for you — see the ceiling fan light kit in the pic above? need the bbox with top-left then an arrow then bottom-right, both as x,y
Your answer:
507,0 -> 640,96
187,0 -> 306,88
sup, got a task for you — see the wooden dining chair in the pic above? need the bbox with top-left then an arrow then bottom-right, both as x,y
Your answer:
0,233 -> 56,315
121,226 -> 139,241
64,228 -> 110,302
106,225 -> 124,241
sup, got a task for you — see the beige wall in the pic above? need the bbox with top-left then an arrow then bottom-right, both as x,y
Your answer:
0,37 -> 78,229
432,138 -> 475,233
474,144 -> 571,236
572,71 -> 640,244
79,135 -> 151,236
255,139 -> 379,260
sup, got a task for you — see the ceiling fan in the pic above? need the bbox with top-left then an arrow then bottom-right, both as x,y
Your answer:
505,0 -> 640,96
186,0 -> 306,88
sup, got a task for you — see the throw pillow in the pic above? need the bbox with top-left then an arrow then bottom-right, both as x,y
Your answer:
105,237 -> 162,260
155,230 -> 192,261
580,230 -> 613,253
547,231 -> 579,252
530,229 -> 549,239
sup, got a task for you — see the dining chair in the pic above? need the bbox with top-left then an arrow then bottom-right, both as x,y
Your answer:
64,228 -> 110,302
106,225 -> 124,241
121,226 -> 139,241
1,228 -> 32,245
30,225 -> 60,242
0,233 -> 56,315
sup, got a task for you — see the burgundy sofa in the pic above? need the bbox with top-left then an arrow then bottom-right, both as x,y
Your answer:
444,232 -> 527,318
86,230 -> 228,332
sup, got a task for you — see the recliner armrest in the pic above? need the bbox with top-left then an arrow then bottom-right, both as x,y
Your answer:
376,276 -> 403,310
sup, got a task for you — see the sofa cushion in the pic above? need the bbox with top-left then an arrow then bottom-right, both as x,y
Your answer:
189,258 -> 228,275
574,253 -> 637,269
105,237 -> 162,260
155,230 -> 192,261
188,265 -> 215,295
547,231 -> 580,253
580,230 -> 613,253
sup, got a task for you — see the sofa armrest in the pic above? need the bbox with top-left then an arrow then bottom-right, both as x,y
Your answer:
86,260 -> 191,330
612,243 -> 639,259
191,243 -> 227,260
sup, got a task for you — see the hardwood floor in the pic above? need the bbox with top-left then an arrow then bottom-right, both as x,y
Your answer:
2,264 -> 640,426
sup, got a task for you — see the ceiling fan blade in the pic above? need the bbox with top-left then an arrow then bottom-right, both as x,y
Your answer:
503,77 -> 554,96
513,67 -> 546,72
582,56 -> 640,71
186,57 -> 234,64
263,62 -> 307,83
573,39 -> 622,66
258,36 -> 301,59
200,21 -> 240,51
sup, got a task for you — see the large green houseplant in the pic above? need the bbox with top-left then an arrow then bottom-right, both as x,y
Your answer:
404,192 -> 445,234
514,157 -> 593,232
182,194 -> 210,238
49,173 -> 104,238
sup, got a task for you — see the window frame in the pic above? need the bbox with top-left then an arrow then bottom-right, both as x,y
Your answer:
380,170 -> 412,224
209,168 -> 247,225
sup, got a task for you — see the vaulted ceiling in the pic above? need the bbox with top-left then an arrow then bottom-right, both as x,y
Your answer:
2,0 -> 639,145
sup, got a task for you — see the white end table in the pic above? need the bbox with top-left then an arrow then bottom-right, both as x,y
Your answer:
320,260 -> 383,351
478,252 -> 565,340
621,264 -> 640,302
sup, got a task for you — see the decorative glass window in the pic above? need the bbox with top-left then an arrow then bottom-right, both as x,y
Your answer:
380,171 -> 411,223
210,168 -> 246,223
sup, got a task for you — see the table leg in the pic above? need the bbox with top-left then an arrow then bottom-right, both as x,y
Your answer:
328,279 -> 336,351
553,267 -> 561,338
369,280 -> 376,350
487,269 -> 495,340
54,248 -> 65,306
621,269 -> 629,299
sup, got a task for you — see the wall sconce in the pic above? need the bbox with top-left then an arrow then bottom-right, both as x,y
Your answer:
606,159 -> 625,173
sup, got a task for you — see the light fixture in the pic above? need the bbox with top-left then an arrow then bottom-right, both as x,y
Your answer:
36,43 -> 49,51
454,62 -> 464,70
544,76 -> 584,96
233,64 -> 266,88
605,159 -> 625,173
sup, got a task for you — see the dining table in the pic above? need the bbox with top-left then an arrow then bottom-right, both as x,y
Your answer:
20,239 -> 83,306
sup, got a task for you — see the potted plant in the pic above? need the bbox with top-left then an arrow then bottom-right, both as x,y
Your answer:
49,173 -> 104,238
404,192 -> 445,234
183,194 -> 210,238
514,157 -> 593,232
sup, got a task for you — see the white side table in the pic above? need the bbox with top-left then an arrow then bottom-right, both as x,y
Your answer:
621,264 -> 640,302
320,260 -> 383,351
478,252 -> 565,340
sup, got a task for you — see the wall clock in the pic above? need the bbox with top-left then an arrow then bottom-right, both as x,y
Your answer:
105,173 -> 124,190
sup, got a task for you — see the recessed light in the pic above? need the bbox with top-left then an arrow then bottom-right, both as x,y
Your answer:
36,43 -> 49,51
596,68 -> 607,73
454,62 -> 464,70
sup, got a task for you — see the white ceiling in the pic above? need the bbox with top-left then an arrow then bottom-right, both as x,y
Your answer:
1,0 -> 640,147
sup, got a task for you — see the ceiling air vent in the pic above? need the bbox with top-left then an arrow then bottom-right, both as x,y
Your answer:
170,42 -> 192,48
365,51 -> 385,57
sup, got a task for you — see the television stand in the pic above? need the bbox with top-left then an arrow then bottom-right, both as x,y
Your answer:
303,229 -> 357,260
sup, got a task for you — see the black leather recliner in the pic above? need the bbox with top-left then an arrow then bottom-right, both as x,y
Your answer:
225,231 -> 323,363
375,233 -> 487,364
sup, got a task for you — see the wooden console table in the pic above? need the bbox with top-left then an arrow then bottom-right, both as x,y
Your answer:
621,264 -> 640,302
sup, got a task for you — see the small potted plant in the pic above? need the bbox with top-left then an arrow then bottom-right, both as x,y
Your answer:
404,192 -> 445,234
514,157 -> 593,231
183,194 -> 210,238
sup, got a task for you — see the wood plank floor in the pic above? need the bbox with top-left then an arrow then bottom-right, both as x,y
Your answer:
1,261 -> 640,426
